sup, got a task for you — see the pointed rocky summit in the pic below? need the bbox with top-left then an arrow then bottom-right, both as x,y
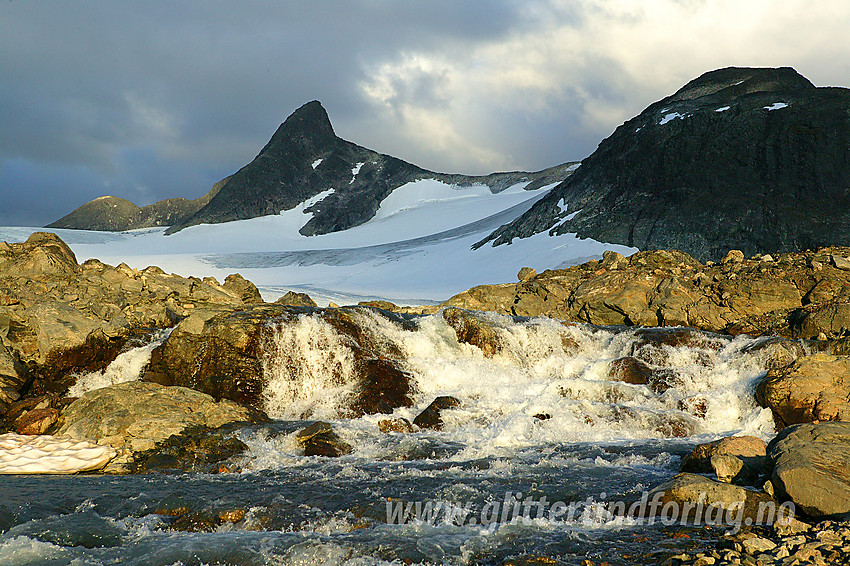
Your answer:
51,100 -> 575,235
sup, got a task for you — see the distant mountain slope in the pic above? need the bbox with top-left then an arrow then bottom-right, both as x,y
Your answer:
46,179 -> 225,232
167,101 -> 573,235
49,100 -> 575,235
479,67 -> 850,261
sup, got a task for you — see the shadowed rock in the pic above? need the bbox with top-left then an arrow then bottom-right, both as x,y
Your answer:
413,396 -> 461,430
481,67 -> 850,262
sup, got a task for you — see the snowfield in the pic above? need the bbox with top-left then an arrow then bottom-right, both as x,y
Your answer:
1,180 -> 636,306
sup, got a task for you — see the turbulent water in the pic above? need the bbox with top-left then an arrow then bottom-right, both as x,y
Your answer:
0,310 -> 781,565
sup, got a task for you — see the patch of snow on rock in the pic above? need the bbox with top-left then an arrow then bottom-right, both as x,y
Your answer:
311,158 -> 323,169
764,102 -> 788,111
659,112 -> 685,125
715,106 -> 731,113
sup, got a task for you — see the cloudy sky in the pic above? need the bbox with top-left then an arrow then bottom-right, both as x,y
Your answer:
2,1 -> 849,226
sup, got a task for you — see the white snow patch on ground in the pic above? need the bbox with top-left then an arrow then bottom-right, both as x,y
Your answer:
311,158 -> 323,169
0,434 -> 115,474
1,180 -> 636,306
715,106 -> 731,112
350,162 -> 364,183
764,102 -> 788,111
659,112 -> 685,125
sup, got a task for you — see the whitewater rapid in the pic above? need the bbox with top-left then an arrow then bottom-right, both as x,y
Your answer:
0,309 -> 783,565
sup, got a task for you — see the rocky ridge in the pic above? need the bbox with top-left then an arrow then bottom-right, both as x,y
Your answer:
50,101 -> 577,236
481,67 -> 850,261
0,231 -> 260,435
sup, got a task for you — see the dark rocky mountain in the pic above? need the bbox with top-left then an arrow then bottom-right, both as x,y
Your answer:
167,101 -> 573,235
479,67 -> 850,261
47,180 -> 225,232
47,101 -> 576,234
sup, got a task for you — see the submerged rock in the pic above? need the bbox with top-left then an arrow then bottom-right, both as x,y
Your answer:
608,356 -> 677,393
378,417 -> 414,433
413,396 -> 461,430
296,421 -> 352,457
132,423 -> 251,473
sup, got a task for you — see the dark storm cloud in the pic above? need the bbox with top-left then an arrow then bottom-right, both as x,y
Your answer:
1,0 -> 849,226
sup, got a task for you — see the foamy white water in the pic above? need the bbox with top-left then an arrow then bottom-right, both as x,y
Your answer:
67,329 -> 171,397
248,309 -> 776,470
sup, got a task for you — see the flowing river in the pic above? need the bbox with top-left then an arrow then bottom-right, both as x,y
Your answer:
0,309 -> 781,565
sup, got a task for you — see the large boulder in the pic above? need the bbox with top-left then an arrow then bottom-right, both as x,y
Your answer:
647,473 -> 777,525
57,381 -> 266,472
756,353 -> 850,427
767,422 -> 850,517
680,435 -> 768,485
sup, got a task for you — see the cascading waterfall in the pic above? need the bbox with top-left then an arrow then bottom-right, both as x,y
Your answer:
261,315 -> 359,420
256,308 -> 777,463
67,329 -> 172,397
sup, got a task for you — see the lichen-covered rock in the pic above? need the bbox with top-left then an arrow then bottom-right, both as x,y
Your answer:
274,291 -> 317,307
441,245 -> 850,339
0,232 -> 262,417
57,381 -> 266,472
767,421 -> 850,517
222,274 -> 264,304
648,473 -> 776,524
756,353 -> 850,427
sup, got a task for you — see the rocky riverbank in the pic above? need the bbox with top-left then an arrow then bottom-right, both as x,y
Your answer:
1,232 -> 849,562
438,247 -> 850,340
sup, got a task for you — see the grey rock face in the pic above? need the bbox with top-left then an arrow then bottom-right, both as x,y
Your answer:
481,67 -> 850,261
168,101 -> 577,236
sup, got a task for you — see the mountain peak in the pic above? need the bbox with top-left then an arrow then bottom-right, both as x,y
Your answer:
269,100 -> 336,147
668,66 -> 815,103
